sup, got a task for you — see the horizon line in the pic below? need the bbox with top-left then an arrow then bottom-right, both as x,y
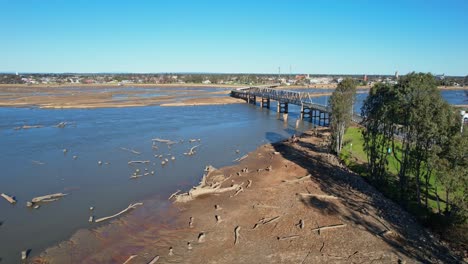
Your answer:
0,71 -> 462,77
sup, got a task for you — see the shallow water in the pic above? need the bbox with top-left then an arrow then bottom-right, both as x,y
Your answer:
0,103 -> 313,263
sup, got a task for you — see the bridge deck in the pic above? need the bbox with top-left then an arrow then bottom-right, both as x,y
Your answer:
231,85 -> 362,123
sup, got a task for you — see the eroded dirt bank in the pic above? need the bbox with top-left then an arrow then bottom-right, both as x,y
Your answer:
34,128 -> 459,264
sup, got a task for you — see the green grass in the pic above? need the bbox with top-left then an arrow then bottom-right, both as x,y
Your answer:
339,127 -> 449,218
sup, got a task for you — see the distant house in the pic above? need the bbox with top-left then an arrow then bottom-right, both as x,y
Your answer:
202,80 -> 211,84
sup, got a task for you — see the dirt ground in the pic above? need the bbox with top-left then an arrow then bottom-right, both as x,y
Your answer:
33,128 -> 461,264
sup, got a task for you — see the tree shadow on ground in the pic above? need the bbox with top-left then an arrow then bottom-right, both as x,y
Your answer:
270,129 -> 459,263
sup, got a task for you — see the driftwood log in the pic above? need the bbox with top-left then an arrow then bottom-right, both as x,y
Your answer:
297,193 -> 338,200
31,193 -> 67,203
277,235 -> 300,240
253,216 -> 281,229
128,160 -> 150,165
282,174 -> 312,183
122,255 -> 137,264
171,171 -> 242,202
94,203 -> 143,223
147,255 -> 160,263
120,147 -> 141,155
233,154 -> 248,162
152,138 -> 177,145
1,193 -> 16,204
311,223 -> 346,233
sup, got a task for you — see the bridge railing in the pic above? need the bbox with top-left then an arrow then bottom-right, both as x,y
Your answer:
245,87 -> 330,111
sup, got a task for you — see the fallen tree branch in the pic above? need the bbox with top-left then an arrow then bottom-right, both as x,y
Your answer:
31,160 -> 45,165
253,216 -> 281,229
233,154 -> 248,162
297,193 -> 338,200
123,255 -> 137,264
31,193 -> 67,203
277,235 -> 299,241
147,255 -> 159,264
282,174 -> 312,183
15,125 -> 43,130
120,147 -> 141,155
252,204 -> 280,209
168,190 -> 181,200
231,186 -> 244,197
95,203 -> 143,223
311,223 -> 346,234
174,184 -> 241,203
152,138 -> 177,145
1,193 -> 16,204
128,160 -> 150,165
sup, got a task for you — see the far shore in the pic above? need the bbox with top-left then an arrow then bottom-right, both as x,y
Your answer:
0,83 -> 464,109
1,82 -> 466,90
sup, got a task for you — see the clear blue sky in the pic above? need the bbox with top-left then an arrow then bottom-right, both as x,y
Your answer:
1,0 -> 467,75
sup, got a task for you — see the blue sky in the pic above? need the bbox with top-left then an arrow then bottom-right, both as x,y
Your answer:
1,0 -> 467,75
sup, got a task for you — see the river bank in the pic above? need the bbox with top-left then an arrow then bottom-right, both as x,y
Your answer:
34,128 -> 459,263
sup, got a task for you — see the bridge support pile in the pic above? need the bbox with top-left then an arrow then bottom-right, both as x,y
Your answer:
260,98 -> 270,108
276,102 -> 288,113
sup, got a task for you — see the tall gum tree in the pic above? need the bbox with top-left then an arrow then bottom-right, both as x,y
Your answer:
329,78 -> 357,154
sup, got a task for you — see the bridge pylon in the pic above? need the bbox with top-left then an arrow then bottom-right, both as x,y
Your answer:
277,101 -> 288,113
260,98 -> 270,108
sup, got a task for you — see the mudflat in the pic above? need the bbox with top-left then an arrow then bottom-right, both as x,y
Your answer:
34,128 -> 458,263
0,85 -> 242,108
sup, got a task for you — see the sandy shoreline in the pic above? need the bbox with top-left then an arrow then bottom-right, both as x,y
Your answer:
34,128 -> 459,263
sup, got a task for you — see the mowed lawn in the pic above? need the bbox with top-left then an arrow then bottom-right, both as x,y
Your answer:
339,126 -> 448,214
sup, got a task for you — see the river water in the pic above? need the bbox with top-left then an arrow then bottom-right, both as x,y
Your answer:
0,88 -> 465,263
0,102 -> 313,263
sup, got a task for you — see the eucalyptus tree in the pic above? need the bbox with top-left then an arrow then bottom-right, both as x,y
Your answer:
329,78 -> 357,154
361,82 -> 396,184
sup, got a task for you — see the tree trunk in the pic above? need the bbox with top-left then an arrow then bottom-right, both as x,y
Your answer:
445,191 -> 450,215
435,183 -> 441,214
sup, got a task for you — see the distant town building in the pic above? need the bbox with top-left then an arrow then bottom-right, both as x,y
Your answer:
395,71 -> 399,79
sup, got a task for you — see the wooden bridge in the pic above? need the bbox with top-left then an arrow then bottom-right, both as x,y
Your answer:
231,85 -> 362,126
